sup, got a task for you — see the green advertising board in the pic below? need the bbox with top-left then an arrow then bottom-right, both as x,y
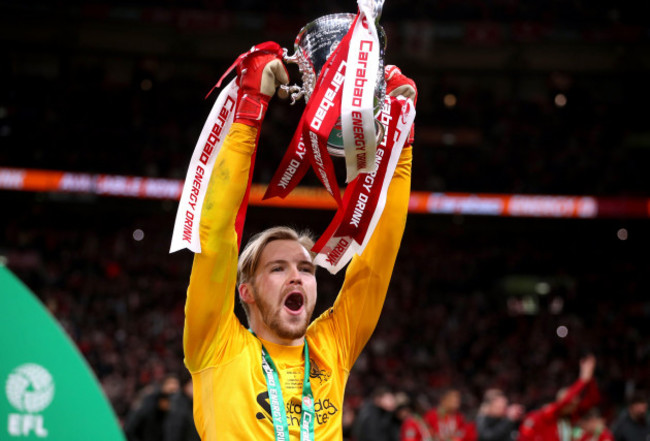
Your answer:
0,265 -> 126,440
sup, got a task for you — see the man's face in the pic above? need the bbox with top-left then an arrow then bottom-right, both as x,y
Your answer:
376,392 -> 397,412
247,239 -> 317,344
489,396 -> 508,417
441,391 -> 461,413
582,416 -> 604,433
161,377 -> 180,395
629,402 -> 648,421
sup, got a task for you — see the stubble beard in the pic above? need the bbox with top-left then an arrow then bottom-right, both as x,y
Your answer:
252,286 -> 312,341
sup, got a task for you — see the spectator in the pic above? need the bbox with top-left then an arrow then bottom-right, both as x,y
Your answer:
401,394 -> 434,441
518,355 -> 599,441
574,409 -> 614,441
424,388 -> 477,441
124,374 -> 180,441
611,393 -> 650,441
342,402 -> 357,441
353,386 -> 401,441
165,375 -> 200,441
476,389 -> 523,441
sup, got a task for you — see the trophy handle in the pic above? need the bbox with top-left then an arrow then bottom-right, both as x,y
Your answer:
375,118 -> 386,146
279,84 -> 304,105
279,48 -> 307,105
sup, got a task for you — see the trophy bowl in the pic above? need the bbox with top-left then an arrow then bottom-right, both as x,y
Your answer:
282,13 -> 387,157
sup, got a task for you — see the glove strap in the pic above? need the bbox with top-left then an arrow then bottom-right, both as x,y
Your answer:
234,93 -> 271,128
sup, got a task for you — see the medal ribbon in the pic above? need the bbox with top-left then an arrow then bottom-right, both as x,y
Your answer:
257,336 -> 315,441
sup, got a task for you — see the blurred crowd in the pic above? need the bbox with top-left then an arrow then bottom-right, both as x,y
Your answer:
3,199 -> 649,440
349,356 -> 649,441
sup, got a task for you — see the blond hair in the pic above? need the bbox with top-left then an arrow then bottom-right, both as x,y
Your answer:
237,226 -> 315,321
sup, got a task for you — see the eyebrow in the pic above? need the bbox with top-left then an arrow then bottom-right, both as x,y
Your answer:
265,260 -> 315,270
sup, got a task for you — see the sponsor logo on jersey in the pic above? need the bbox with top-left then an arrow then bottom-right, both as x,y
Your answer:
256,392 -> 339,427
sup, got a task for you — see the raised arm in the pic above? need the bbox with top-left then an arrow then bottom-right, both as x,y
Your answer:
548,355 -> 596,419
183,48 -> 288,372
334,145 -> 411,368
526,355 -> 596,428
183,123 -> 257,372
573,376 -> 601,421
315,66 -> 417,369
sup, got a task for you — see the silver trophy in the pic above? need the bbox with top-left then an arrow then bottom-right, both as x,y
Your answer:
281,11 -> 387,157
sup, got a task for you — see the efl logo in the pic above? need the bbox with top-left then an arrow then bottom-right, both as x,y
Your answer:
5,363 -> 55,437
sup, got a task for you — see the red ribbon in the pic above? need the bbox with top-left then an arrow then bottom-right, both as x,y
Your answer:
311,95 -> 413,272
264,124 -> 311,199
206,41 -> 284,248
264,15 -> 360,205
205,41 -> 284,100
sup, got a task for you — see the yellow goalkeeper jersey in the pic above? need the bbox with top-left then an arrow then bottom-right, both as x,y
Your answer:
184,123 -> 412,440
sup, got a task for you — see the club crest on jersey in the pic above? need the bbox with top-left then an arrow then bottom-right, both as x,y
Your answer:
309,358 -> 332,384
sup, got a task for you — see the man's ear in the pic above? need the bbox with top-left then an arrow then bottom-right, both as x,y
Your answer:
238,283 -> 256,305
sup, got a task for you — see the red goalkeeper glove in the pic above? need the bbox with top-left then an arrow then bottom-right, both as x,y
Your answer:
385,65 -> 417,145
214,41 -> 289,130
235,46 -> 289,128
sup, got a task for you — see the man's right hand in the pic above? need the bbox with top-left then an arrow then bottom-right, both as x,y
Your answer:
235,45 -> 289,128
579,354 -> 596,381
237,53 -> 289,98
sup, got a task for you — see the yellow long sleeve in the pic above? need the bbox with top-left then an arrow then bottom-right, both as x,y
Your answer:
309,146 -> 412,370
183,123 -> 258,372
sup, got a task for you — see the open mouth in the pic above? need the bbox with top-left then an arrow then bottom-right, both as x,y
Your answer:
284,293 -> 304,312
